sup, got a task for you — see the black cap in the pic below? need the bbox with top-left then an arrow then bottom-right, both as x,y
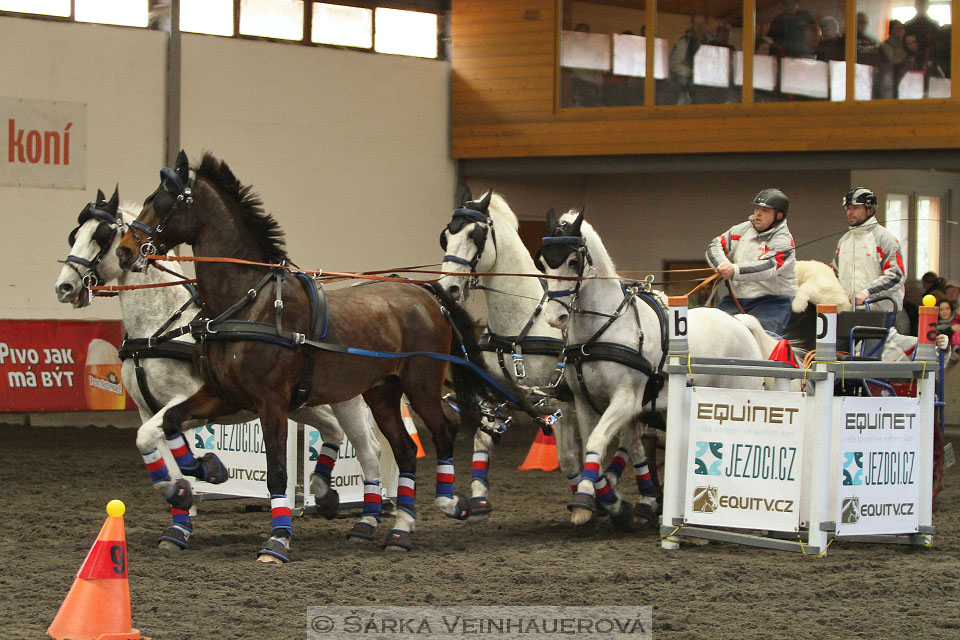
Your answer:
752,188 -> 789,215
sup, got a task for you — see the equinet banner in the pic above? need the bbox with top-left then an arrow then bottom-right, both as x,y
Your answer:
2,96 -> 86,189
683,387 -> 806,532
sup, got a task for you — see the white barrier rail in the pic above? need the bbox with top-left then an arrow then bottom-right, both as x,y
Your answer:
660,299 -> 938,555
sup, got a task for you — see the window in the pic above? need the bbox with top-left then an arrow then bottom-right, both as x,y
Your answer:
0,0 -> 69,16
181,0 -> 233,37
239,0 -> 303,40
375,8 -> 438,58
76,0 -> 147,26
884,192 -> 942,277
313,2 -> 372,48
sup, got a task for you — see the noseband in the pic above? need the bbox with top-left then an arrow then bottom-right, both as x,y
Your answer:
62,204 -> 123,296
536,234 -> 591,311
130,166 -> 196,258
440,208 -> 495,274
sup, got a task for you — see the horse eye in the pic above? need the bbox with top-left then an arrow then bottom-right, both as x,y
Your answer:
439,231 -> 447,250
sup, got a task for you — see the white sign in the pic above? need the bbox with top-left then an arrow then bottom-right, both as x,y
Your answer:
190,419 -> 297,499
684,387 -> 806,532
836,396 -> 921,536
1,97 -> 86,189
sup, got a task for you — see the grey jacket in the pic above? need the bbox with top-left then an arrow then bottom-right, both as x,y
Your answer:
706,219 -> 798,299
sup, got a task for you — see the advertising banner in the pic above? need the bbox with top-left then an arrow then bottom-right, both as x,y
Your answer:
836,396 -> 921,536
189,419 -> 298,499
0,319 -> 135,412
683,387 -> 806,532
1,96 -> 86,189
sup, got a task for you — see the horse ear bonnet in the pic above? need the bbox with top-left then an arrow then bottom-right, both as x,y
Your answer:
460,187 -> 473,207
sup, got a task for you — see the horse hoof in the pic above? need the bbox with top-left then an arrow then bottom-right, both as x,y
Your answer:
346,521 -> 376,542
315,488 -> 340,520
570,507 -> 596,527
158,540 -> 185,553
165,478 -> 193,510
157,525 -> 190,550
451,492 -> 470,521
258,537 -> 290,563
566,492 -> 597,513
634,500 -> 660,525
198,452 -> 229,484
383,529 -> 413,551
608,501 -> 635,531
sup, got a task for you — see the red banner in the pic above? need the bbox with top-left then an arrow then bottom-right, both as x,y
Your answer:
0,319 -> 134,412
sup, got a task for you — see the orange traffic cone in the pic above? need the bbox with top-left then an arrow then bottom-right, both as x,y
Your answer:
518,429 -> 559,471
401,403 -> 426,458
48,500 -> 146,640
768,338 -> 799,368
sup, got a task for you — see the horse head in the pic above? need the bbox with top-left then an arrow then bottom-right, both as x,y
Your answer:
117,150 -> 195,271
438,188 -> 494,302
55,187 -> 127,307
535,207 -> 588,330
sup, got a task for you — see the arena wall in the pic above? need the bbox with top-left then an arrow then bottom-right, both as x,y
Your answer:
0,15 -> 455,321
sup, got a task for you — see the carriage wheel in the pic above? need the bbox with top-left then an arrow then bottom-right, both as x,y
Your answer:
933,418 -> 945,503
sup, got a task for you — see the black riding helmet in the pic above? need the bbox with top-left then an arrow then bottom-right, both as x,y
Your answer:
843,187 -> 877,210
752,188 -> 789,215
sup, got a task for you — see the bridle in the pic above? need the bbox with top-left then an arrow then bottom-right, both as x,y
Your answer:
128,166 -> 196,260
535,230 -> 593,314
440,207 -> 496,281
62,202 -> 124,304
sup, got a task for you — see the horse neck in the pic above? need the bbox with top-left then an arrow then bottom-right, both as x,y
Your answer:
569,234 -> 633,344
117,263 -> 194,338
482,231 -> 555,337
190,186 -> 275,318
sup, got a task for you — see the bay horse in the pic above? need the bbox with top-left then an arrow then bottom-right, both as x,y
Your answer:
117,152 -> 487,560
55,188 -> 384,551
535,208 -> 764,527
437,190 -> 647,523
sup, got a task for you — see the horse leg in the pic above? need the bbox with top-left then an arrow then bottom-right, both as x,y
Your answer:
257,404 -> 294,564
134,406 -> 190,552
404,378 -> 468,522
468,428 -> 494,523
553,411 -> 584,497
135,389 -> 233,549
327,398 -> 386,542
603,428 -> 634,491
571,394 -> 636,530
629,426 -> 661,525
363,383 -> 419,551
295,404 -> 346,519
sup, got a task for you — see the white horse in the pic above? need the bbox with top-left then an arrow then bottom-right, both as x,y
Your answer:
55,189 -> 385,552
438,190 -> 645,526
536,208 -> 764,526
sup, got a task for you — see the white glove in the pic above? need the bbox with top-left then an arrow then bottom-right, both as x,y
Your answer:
937,334 -> 948,350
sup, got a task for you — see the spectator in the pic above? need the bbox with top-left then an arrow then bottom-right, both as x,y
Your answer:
832,187 -> 905,313
706,189 -> 798,334
715,24 -> 737,51
879,20 -> 907,99
931,23 -> 951,78
815,16 -> 845,61
905,0 -> 940,56
921,271 -> 945,296
669,12 -> 716,104
903,32 -> 931,72
936,297 -> 956,343
856,12 -> 880,64
802,23 -> 822,58
767,0 -> 815,57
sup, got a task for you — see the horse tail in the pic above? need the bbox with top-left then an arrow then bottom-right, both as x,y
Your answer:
733,313 -> 778,359
425,283 -> 486,431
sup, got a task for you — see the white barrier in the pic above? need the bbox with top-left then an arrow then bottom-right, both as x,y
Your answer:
183,398 -> 421,509
661,299 -> 937,555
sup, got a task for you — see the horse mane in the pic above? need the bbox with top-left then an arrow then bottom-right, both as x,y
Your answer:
559,209 -> 618,277
487,193 -> 519,232
196,153 -> 287,262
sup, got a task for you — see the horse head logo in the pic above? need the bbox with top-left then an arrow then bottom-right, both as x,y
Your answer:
841,496 -> 861,524
692,486 -> 719,513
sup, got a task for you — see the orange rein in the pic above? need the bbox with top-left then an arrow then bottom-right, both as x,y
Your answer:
95,254 -> 719,296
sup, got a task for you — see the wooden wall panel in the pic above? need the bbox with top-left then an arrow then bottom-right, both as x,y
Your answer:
450,0 -> 960,159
